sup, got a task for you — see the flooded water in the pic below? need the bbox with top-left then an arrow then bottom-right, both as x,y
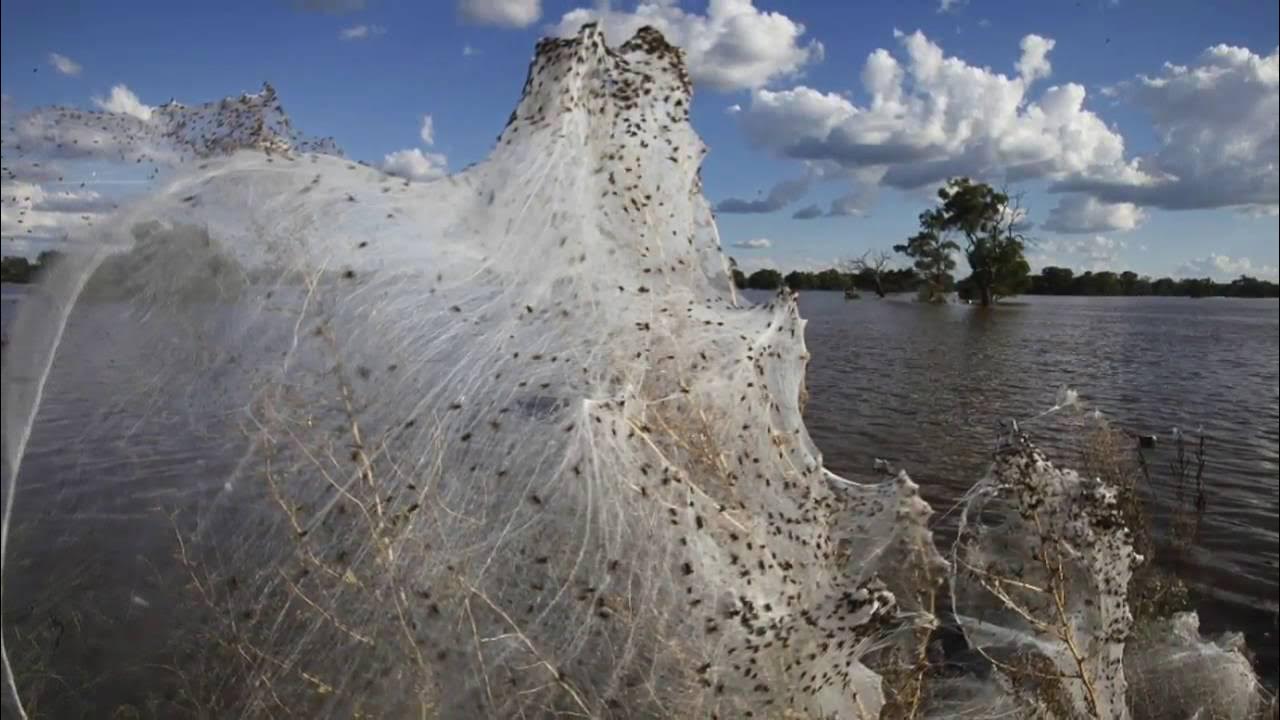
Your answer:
4,287 -> 1279,707
775,290 -> 1280,684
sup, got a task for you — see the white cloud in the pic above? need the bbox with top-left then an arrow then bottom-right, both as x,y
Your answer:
92,84 -> 153,121
731,237 -> 772,249
551,0 -> 823,91
419,115 -> 435,146
1043,194 -> 1147,234
1,180 -> 109,240
340,24 -> 386,40
33,189 -> 115,213
737,30 -> 1141,201
937,0 -> 967,13
459,0 -> 541,28
1043,234 -> 1127,269
716,176 -> 810,213
381,148 -> 448,182
49,53 -> 82,77
1016,34 -> 1055,84
1176,253 -> 1279,281
1054,44 -> 1278,212
1026,252 -> 1059,271
826,183 -> 878,217
463,44 -> 481,57
3,108 -> 165,165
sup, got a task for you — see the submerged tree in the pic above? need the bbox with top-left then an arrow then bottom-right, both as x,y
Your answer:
904,178 -> 1032,306
842,250 -> 894,298
893,227 -> 958,303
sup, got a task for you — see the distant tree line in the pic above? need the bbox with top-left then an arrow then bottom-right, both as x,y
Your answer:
0,251 -> 63,284
732,266 -> 935,294
732,262 -> 1277,299
1028,267 -> 1279,298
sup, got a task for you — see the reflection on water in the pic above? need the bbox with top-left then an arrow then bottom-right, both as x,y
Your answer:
4,287 -> 1279,701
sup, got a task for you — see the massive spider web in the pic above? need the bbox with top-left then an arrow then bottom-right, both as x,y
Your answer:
1,25 -> 1270,720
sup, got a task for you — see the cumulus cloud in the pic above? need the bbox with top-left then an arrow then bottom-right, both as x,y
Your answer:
1044,234 -> 1126,269
32,189 -> 116,213
826,184 -> 878,217
1053,44 -> 1278,212
551,0 -> 823,91
92,84 -> 153,121
1043,194 -> 1147,234
1176,253 -> 1279,281
419,114 -> 435,146
731,237 -> 772,249
1,180 -> 109,239
737,30 -> 1141,199
3,109 -> 161,165
1016,35 -> 1055,84
716,176 -> 810,213
791,204 -> 823,219
340,24 -> 386,40
49,53 -> 82,77
459,0 -> 541,28
381,148 -> 448,182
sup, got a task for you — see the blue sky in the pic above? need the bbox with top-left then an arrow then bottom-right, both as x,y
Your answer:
2,0 -> 1277,280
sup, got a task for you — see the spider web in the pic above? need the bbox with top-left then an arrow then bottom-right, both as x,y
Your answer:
1,24 -> 1270,720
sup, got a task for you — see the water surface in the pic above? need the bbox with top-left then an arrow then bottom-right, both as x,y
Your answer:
777,290 -> 1279,684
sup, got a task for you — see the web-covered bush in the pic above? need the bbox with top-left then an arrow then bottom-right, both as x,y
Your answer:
1,24 -> 1271,720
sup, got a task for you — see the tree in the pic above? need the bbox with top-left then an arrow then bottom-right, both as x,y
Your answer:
936,176 -> 1034,304
913,178 -> 1031,307
745,268 -> 783,290
1035,266 -> 1075,295
784,270 -> 813,290
813,268 -> 848,291
894,227 -> 958,303
36,249 -> 64,270
842,250 -> 893,298
1,256 -> 34,284
1120,270 -> 1140,296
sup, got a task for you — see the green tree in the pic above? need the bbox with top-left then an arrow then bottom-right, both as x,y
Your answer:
893,227 -> 958,303
36,249 -> 64,270
813,268 -> 848,290
784,270 -> 813,290
1039,266 -> 1075,294
1120,270 -> 1140,295
1,256 -> 35,284
914,178 -> 1031,306
745,268 -> 783,290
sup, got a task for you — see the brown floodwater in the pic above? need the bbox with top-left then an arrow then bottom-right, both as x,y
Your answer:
779,290 -> 1279,686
